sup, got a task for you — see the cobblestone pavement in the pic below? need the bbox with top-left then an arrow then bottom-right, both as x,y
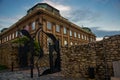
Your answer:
0,69 -> 87,80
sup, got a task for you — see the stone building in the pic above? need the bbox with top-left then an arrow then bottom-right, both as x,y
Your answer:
0,3 -> 96,48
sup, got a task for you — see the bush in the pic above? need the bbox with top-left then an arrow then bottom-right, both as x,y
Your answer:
11,36 -> 41,56
0,65 -> 8,71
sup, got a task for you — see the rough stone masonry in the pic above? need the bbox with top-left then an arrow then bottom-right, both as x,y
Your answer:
0,35 -> 120,79
61,35 -> 120,79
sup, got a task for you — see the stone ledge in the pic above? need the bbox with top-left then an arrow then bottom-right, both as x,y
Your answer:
111,77 -> 120,80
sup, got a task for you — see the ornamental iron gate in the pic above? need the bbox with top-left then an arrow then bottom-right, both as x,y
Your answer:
19,24 -> 61,78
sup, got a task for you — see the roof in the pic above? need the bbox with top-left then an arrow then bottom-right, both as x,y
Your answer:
27,3 -> 60,14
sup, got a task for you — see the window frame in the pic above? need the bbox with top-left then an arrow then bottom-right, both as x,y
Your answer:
74,32 -> 77,37
31,21 -> 36,30
47,21 -> 52,30
78,33 -> 80,38
56,25 -> 60,32
70,30 -> 72,37
63,27 -> 67,34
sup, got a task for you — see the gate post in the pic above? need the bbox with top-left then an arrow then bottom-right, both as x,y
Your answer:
49,43 -> 54,73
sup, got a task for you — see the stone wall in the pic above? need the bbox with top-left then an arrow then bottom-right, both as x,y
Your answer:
61,35 -> 120,79
0,35 -> 120,79
0,43 -> 18,68
0,43 -> 54,69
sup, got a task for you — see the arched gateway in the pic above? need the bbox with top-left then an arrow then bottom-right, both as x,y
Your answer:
19,24 -> 61,78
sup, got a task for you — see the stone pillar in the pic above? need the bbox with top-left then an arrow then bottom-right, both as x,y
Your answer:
61,26 -> 64,46
67,28 -> 70,46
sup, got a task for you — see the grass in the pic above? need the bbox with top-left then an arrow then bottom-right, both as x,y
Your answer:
0,64 -> 8,71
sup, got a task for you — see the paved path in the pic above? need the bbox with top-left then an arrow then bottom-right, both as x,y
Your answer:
0,69 -> 87,80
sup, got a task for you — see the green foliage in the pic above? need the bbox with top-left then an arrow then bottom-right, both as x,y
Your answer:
0,64 -> 8,71
11,36 -> 40,56
34,41 -> 41,56
12,36 -> 29,45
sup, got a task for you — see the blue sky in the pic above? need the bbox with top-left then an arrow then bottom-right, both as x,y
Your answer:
0,0 -> 120,40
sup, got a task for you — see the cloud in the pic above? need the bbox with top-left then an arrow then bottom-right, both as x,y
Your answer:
64,9 -> 100,23
41,0 -> 71,11
96,37 -> 103,41
0,15 -> 23,29
91,27 -> 120,38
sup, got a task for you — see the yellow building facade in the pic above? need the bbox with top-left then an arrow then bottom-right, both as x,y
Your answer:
0,3 -> 96,48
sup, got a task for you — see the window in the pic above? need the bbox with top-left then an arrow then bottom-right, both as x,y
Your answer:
12,33 -> 14,39
84,35 -> 86,40
9,34 -> 11,40
90,38 -> 93,42
64,27 -> 67,34
70,42 -> 73,45
7,36 -> 8,41
70,30 -> 72,36
16,31 -> 18,37
75,43 -> 77,45
47,21 -> 52,30
82,34 -> 84,39
32,21 -> 35,30
47,6 -> 52,11
78,34 -> 80,38
4,37 -> 6,42
64,40 -> 68,46
56,25 -> 60,32
74,32 -> 77,37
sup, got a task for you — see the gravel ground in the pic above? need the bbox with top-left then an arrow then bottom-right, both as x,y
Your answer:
0,69 -> 87,80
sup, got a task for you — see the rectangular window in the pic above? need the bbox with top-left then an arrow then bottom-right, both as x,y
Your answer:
4,37 -> 6,42
64,40 -> 68,46
32,21 -> 35,30
70,30 -> 72,36
16,31 -> 18,37
74,32 -> 77,37
78,34 -> 80,38
82,34 -> 84,39
12,33 -> 14,39
70,42 -> 73,45
64,27 -> 67,34
7,36 -> 8,41
85,35 -> 87,40
56,25 -> 60,32
90,38 -> 93,42
47,21 -> 52,30
9,34 -> 11,40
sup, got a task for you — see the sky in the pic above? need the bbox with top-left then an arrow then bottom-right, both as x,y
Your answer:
0,0 -> 120,40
